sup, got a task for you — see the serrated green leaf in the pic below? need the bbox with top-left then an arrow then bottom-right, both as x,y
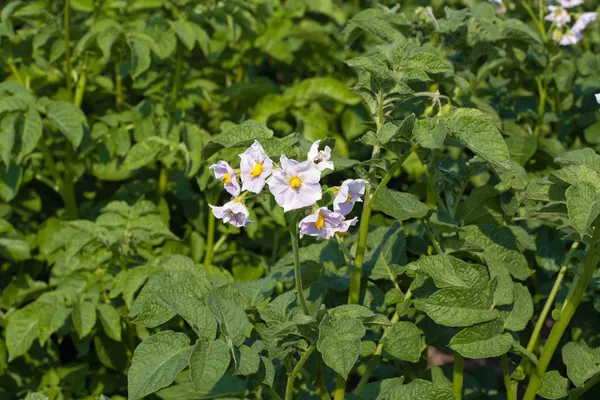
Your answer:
18,108 -> 43,161
414,285 -> 498,327
189,338 -> 230,393
449,320 -> 513,359
45,101 -> 85,148
382,321 -> 422,363
566,181 -> 600,235
73,300 -> 96,339
128,331 -> 192,400
372,187 -> 429,221
202,120 -> 273,160
97,303 -> 122,342
171,20 -> 196,51
445,108 -> 512,171
538,371 -> 569,399
207,292 -> 250,347
121,140 -> 163,170
562,342 -> 599,387
317,315 -> 365,379
6,302 -> 40,361
406,254 -> 489,289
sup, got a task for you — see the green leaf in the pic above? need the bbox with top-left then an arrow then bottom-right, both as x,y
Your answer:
378,378 -> 454,400
45,101 -> 85,148
234,345 -> 260,376
413,118 -> 446,149
121,140 -> 163,170
207,292 -> 250,347
372,187 -> 429,221
317,315 -> 366,379
406,254 -> 489,289
18,107 -> 43,161
23,393 -> 49,400
284,77 -> 361,107
365,223 -> 407,281
0,163 -> 22,201
0,96 -> 28,114
414,285 -> 498,327
73,300 -> 96,339
97,303 -> 122,342
562,342 -> 599,387
128,37 -> 151,78
0,114 -> 16,166
382,322 -> 422,363
189,338 -> 230,393
449,320 -> 513,359
565,181 -> 600,235
202,120 -> 273,160
171,20 -> 196,51
38,301 -> 69,345
501,283 -> 533,332
128,331 -> 192,400
538,371 -> 569,399
445,108 -> 512,171
6,303 -> 40,361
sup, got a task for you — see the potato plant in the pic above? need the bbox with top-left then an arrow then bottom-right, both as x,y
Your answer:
1,0 -> 600,400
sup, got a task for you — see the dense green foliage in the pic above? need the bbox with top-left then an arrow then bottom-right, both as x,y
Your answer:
1,0 -> 600,400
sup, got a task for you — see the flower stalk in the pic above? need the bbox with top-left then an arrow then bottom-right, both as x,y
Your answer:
288,212 -> 310,316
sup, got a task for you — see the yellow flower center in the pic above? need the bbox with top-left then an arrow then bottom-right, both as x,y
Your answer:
346,194 -> 353,203
250,161 -> 264,177
233,197 -> 242,203
222,172 -> 232,184
289,176 -> 302,189
314,213 -> 325,230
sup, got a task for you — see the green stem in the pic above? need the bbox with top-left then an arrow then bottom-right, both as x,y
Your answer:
453,353 -> 464,400
523,220 -> 600,400
115,62 -> 123,106
64,0 -> 73,98
422,218 -> 443,255
204,196 -> 215,265
288,213 -> 310,316
534,77 -> 547,137
417,151 -> 447,212
353,312 -> 401,395
348,145 -> 417,305
285,344 -> 316,400
502,354 -> 516,400
315,356 -> 332,400
519,0 -> 547,41
568,371 -> 600,400
333,375 -> 345,400
213,233 -> 228,254
74,55 -> 88,108
262,384 -> 282,400
6,58 -> 24,86
62,144 -> 78,220
171,43 -> 183,110
158,165 -> 168,195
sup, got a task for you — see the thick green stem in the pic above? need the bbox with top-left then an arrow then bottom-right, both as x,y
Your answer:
158,165 -> 168,195
64,0 -> 73,98
348,145 -> 417,305
519,0 -> 547,41
285,344 -> 315,400
171,44 -> 184,110
333,375 -> 345,400
288,213 -> 310,315
115,62 -> 123,106
62,144 -> 78,220
422,218 -> 443,254
204,198 -> 215,265
502,354 -> 516,400
453,353 -> 464,400
6,58 -> 24,86
315,356 -> 332,400
523,220 -> 600,400
534,77 -> 547,137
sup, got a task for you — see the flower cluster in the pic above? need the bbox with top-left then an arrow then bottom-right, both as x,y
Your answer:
546,0 -> 596,45
209,140 -> 366,240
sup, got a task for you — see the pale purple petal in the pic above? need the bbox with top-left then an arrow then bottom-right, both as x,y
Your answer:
333,179 -> 367,215
545,6 -> 571,28
556,0 -> 583,8
596,93 -> 600,104
333,217 -> 358,235
307,141 -> 334,172
299,208 -> 344,239
239,141 -> 273,194
572,12 -> 596,33
267,156 -> 322,212
209,200 -> 252,227
307,141 -> 321,161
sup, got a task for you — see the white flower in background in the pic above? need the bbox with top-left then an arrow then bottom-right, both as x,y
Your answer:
572,12 -> 597,32
558,30 -> 581,45
209,160 -> 240,197
239,141 -> 273,194
546,6 -> 571,28
596,93 -> 600,104
266,155 -> 322,212
333,179 -> 368,216
307,140 -> 334,172
210,199 -> 252,227
556,0 -> 583,8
